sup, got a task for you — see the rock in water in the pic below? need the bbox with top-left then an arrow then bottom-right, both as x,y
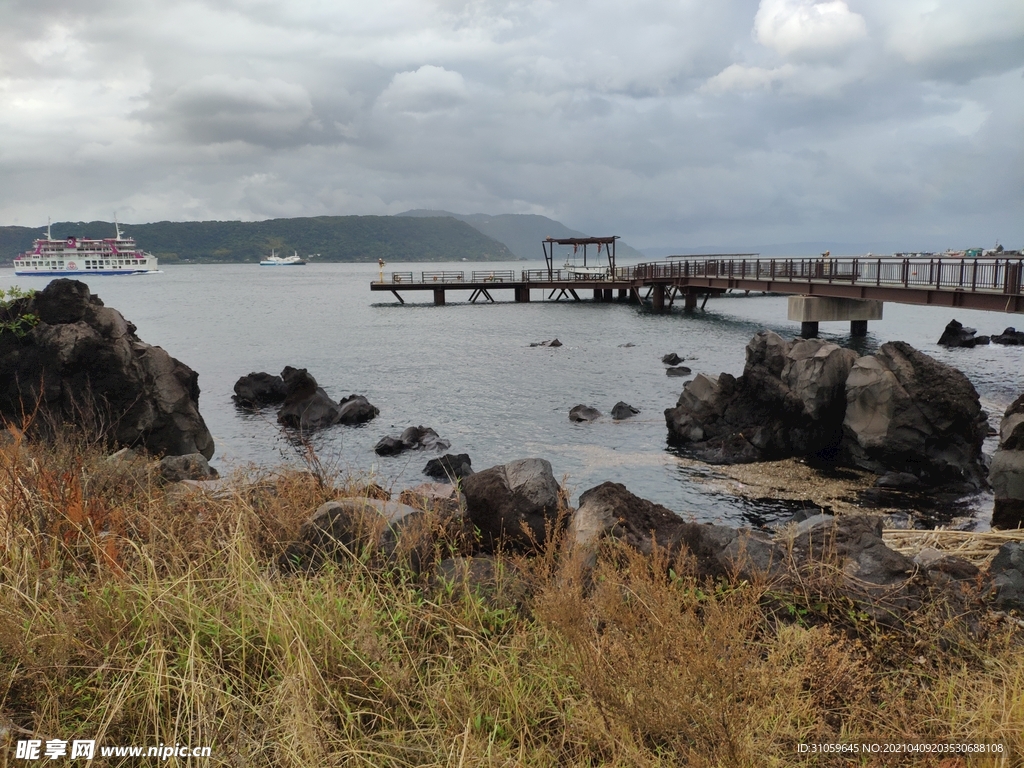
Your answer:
992,327 -> 1024,346
610,401 -> 640,420
375,426 -> 450,456
0,279 -> 214,458
276,368 -> 342,431
337,394 -> 379,425
937,319 -> 989,348
424,453 -> 474,480
662,353 -> 684,365
569,404 -> 601,422
233,371 -> 287,407
462,458 -> 561,552
666,366 -> 692,376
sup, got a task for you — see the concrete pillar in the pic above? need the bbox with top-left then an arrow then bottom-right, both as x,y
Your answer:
652,284 -> 665,313
433,289 -> 445,306
603,289 -> 613,301
684,290 -> 698,310
593,288 -> 603,301
618,288 -> 627,299
788,296 -> 883,335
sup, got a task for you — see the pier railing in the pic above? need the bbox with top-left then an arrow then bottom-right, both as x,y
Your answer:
633,256 -> 1024,296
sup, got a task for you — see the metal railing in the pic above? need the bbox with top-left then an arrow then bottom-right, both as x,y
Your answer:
471,270 -> 515,282
631,256 -> 1024,296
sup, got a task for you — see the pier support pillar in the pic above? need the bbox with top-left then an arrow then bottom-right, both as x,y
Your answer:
652,284 -> 666,313
514,287 -> 531,302
788,296 -> 883,337
593,289 -> 603,301
684,290 -> 698,311
433,289 -> 446,306
603,289 -> 613,301
800,321 -> 819,338
618,288 -> 627,299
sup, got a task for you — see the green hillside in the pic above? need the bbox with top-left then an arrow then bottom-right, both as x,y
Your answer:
396,209 -> 646,261
0,216 -> 515,264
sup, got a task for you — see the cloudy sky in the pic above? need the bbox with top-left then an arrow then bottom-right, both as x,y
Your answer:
1,0 -> 1022,252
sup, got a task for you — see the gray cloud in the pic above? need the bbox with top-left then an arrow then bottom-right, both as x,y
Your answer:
0,0 -> 1021,250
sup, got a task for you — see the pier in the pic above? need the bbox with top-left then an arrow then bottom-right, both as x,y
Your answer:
370,249 -> 1024,336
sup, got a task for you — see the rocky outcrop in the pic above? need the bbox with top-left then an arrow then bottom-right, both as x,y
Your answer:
842,341 -> 987,487
665,331 -> 987,488
569,404 -> 601,422
424,453 -> 474,480
662,353 -> 684,365
937,319 -> 989,347
374,426 -> 450,456
0,279 -> 214,458
610,402 -> 640,420
274,367 -> 378,431
666,366 -> 692,376
529,339 -> 562,347
991,394 -> 1024,529
462,458 -> 562,552
233,372 -> 287,407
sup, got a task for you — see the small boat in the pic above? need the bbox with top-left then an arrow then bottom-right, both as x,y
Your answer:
260,250 -> 307,266
14,220 -> 160,276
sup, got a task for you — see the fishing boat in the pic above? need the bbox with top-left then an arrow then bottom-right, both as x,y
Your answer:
13,221 -> 160,276
260,250 -> 308,266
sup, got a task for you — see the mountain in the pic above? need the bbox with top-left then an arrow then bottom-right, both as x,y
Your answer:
0,216 -> 514,264
396,210 -> 646,261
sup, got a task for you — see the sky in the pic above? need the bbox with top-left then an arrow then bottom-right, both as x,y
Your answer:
1,0 -> 1022,252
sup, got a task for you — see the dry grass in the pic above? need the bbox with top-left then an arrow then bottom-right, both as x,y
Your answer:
1,430 -> 1022,766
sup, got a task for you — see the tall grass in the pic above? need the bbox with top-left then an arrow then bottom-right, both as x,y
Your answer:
0,431 -> 1021,766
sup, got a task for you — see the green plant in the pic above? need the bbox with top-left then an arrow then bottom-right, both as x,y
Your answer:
0,286 -> 38,337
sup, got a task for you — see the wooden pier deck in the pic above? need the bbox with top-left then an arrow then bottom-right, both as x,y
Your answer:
370,255 -> 1024,314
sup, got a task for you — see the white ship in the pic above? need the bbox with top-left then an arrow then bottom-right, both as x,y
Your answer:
260,250 -> 308,266
13,221 -> 160,276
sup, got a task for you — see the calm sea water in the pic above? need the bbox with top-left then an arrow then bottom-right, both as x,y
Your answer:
5,262 -> 1023,527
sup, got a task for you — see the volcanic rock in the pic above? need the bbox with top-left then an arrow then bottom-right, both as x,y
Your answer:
937,319 -> 989,348
569,404 -> 601,422
461,458 -> 561,552
233,372 -> 287,407
610,402 -> 640,420
0,279 -> 214,458
424,453 -> 474,480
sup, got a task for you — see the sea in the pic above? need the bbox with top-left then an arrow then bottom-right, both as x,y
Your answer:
5,261 -> 1023,529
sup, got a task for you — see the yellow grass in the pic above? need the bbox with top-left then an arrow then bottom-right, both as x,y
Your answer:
0,430 -> 1021,766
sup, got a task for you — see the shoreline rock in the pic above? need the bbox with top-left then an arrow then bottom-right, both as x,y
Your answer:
665,331 -> 988,491
0,279 -> 214,458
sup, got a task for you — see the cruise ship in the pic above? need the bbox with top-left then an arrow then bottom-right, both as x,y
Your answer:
13,221 -> 160,276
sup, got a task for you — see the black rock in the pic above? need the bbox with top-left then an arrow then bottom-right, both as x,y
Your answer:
376,426 -> 450,456
992,327 -> 1024,346
374,436 -> 405,455
666,366 -> 692,376
662,353 -> 684,365
569,404 -> 601,422
233,372 -> 287,407
337,394 -> 379,425
937,319 -> 986,348
610,401 -> 640,420
0,279 -> 214,458
424,453 -> 474,480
